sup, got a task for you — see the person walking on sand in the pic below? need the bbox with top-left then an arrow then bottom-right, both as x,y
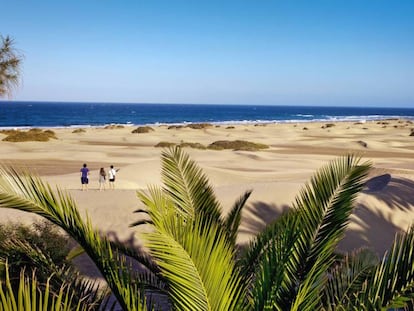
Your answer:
80,163 -> 89,191
99,167 -> 106,191
108,165 -> 119,189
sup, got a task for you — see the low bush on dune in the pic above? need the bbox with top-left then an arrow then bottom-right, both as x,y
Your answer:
0,129 -> 18,135
208,140 -> 269,151
321,123 -> 336,129
72,128 -> 86,133
0,220 -> 72,286
167,123 -> 213,130
104,124 -> 124,129
185,123 -> 213,129
155,141 -> 177,147
155,141 -> 207,149
179,142 -> 206,149
167,125 -> 184,130
131,126 -> 154,134
155,140 -> 268,151
1,128 -> 57,142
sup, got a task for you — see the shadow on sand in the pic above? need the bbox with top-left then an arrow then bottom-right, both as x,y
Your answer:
72,231 -> 148,280
238,174 -> 414,257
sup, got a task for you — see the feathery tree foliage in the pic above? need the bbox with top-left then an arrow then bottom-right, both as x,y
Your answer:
0,35 -> 22,98
1,147 -> 414,310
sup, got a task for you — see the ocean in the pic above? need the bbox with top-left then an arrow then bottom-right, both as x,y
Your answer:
0,101 -> 414,128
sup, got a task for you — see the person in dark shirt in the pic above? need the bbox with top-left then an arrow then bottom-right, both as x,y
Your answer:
80,163 -> 90,191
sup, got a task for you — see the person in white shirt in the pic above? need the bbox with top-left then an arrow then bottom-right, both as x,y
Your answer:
108,165 -> 118,189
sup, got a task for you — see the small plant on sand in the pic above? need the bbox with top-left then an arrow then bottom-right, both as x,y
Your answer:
322,123 -> 336,129
2,128 -> 57,142
178,142 -> 206,149
131,126 -> 154,134
155,141 -> 176,147
72,128 -> 86,133
167,125 -> 184,130
208,140 -> 269,151
104,124 -> 124,129
155,141 -> 206,149
0,220 -> 71,284
185,123 -> 213,129
1,149 -> 414,310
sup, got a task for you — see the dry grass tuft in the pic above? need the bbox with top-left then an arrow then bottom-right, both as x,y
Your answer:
2,129 -> 57,142
167,123 -> 213,130
104,124 -> 125,129
155,141 -> 206,149
179,142 -> 206,149
208,140 -> 269,151
72,128 -> 86,133
185,123 -> 213,129
131,126 -> 154,134
155,141 -> 177,147
167,125 -> 184,130
321,123 -> 336,129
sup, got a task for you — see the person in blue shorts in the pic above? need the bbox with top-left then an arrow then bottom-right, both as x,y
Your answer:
80,163 -> 90,191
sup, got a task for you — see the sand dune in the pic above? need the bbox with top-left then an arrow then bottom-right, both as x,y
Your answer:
1,120 -> 413,260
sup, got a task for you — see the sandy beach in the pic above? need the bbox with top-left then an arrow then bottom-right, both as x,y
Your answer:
1,120 -> 413,264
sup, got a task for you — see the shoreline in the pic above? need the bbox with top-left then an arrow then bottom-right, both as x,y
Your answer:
0,119 -> 414,258
1,116 -> 414,130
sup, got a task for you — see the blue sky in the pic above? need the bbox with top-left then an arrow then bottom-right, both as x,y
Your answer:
1,0 -> 413,107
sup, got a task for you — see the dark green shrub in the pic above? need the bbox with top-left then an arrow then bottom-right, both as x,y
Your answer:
0,220 -> 72,286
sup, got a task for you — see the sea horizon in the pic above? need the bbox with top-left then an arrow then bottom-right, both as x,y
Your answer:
1,101 -> 414,129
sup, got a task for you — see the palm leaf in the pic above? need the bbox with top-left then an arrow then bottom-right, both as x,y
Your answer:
160,147 -> 223,226
0,264 -> 89,311
321,248 -> 378,310
0,166 -> 151,310
247,211 -> 301,310
144,195 -> 246,311
224,190 -> 252,247
0,36 -> 22,98
287,155 -> 371,309
347,226 -> 414,310
241,154 -> 371,310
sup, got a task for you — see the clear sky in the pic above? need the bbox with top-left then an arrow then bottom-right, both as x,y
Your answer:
1,0 -> 413,107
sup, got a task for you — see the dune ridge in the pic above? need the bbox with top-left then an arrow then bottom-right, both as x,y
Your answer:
1,120 -> 413,260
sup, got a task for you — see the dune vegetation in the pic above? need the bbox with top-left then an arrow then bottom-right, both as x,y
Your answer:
1,148 -> 414,310
1,128 -> 57,142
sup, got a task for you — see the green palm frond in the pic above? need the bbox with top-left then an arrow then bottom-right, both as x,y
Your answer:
160,147 -> 223,226
321,248 -> 378,310
288,155 -> 371,309
144,196 -> 245,311
0,167 -> 151,310
347,226 -> 414,310
224,190 -> 252,247
242,154 -> 371,310
0,35 -> 22,98
240,210 -> 301,310
0,264 -> 90,311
